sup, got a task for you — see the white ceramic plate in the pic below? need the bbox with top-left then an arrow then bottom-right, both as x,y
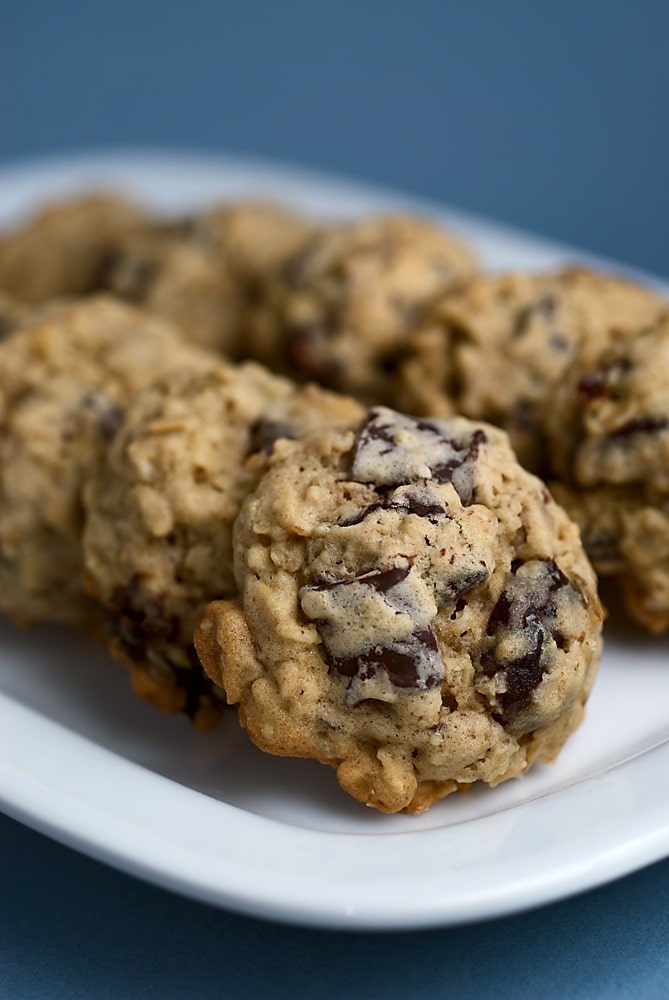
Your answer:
1,152 -> 668,931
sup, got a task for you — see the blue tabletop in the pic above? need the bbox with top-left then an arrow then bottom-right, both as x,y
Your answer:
2,2 -> 669,997
2,813 -> 669,1000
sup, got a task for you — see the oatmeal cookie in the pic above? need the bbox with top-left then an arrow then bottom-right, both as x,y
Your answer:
196,407 -> 602,813
248,215 -> 476,403
548,313 -> 669,632
103,202 -> 312,357
191,200 -> 312,290
0,296 -> 215,629
0,194 -> 144,302
83,363 -> 363,730
395,269 -> 665,472
100,220 -> 244,355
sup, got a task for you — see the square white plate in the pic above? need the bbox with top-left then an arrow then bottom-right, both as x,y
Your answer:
1,151 -> 668,930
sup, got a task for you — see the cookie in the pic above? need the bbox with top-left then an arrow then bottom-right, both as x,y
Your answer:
547,312 -> 669,632
83,362 -> 363,730
248,215 -> 476,403
102,202 -> 312,357
191,200 -> 313,290
0,296 -> 215,629
395,269 -> 665,473
0,194 -> 144,302
100,221 -> 244,355
196,407 -> 602,813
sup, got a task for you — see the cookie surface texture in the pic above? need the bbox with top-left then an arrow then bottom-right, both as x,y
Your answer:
197,407 -> 603,813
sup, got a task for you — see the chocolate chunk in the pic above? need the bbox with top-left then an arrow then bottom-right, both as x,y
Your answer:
248,418 -> 296,455
608,415 -> 669,439
482,559 -> 577,719
307,564 -> 411,595
107,576 -> 178,658
435,562 -> 489,608
300,560 -> 444,695
350,407 -> 486,505
330,627 -> 441,690
340,483 -> 447,526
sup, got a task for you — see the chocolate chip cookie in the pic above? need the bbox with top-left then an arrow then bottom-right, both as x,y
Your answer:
0,194 -> 144,302
83,363 -> 363,729
248,214 -> 476,403
547,312 -> 669,632
100,221 -> 245,355
395,269 -> 665,472
191,200 -> 313,292
196,407 -> 602,813
0,296 -> 215,629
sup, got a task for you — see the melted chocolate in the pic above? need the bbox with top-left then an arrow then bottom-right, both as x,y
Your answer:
300,561 -> 444,694
340,484 -> 447,527
331,627 -> 441,690
350,408 -> 486,505
482,559 -> 576,719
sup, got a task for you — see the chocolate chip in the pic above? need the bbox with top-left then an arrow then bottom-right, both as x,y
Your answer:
608,415 -> 669,439
482,559 -> 577,719
435,562 -> 489,608
350,408 -> 486,505
107,576 -> 179,657
248,418 -> 297,455
339,483 -> 447,526
307,564 -> 411,595
300,560 -> 445,695
330,627 -> 441,690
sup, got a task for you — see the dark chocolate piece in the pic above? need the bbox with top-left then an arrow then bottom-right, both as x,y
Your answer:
482,559 -> 577,719
350,408 -> 486,505
248,418 -> 297,455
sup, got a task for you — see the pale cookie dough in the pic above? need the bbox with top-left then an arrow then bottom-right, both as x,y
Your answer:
248,214 -> 476,403
0,296 -> 215,629
548,313 -> 669,633
196,407 -> 602,813
83,363 -> 363,730
395,269 -> 665,473
0,194 -> 144,302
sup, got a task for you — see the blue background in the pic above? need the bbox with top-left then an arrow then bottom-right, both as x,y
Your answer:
2,0 -> 669,276
2,2 -> 669,997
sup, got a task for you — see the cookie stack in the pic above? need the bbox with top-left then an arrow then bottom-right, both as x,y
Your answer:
0,191 -> 665,813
